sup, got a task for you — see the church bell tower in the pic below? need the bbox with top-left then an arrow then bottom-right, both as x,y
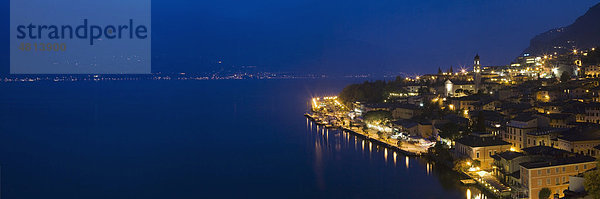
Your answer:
473,54 -> 481,92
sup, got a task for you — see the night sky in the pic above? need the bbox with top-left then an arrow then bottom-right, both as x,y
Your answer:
2,0 -> 599,75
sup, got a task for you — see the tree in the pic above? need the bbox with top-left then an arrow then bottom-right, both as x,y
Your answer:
339,80 -> 396,103
472,114 -> 486,132
560,71 -> 571,82
472,160 -> 481,168
418,87 -> 429,94
584,169 -> 600,199
376,131 -> 384,139
438,122 -> 462,141
453,159 -> 470,172
363,110 -> 392,124
538,187 -> 551,199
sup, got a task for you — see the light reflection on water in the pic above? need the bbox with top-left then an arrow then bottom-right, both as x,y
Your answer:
361,140 -> 364,151
427,162 -> 430,175
384,148 -> 387,163
467,189 -> 471,199
306,120 -> 495,199
467,188 -> 488,199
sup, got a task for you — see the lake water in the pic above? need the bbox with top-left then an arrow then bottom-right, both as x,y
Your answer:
0,79 -> 491,198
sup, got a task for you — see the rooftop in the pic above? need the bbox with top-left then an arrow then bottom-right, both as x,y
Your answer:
520,156 -> 596,169
394,103 -> 421,110
509,171 -> 520,179
493,151 -> 525,160
455,134 -> 510,147
585,102 -> 600,108
543,113 -> 573,120
527,127 -> 569,136
521,146 -> 571,156
501,103 -> 532,111
449,95 -> 487,102
559,124 -> 600,142
511,113 -> 537,123
364,103 -> 421,110
392,119 -> 418,128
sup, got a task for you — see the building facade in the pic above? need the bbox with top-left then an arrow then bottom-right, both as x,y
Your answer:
455,133 -> 511,169
520,158 -> 596,199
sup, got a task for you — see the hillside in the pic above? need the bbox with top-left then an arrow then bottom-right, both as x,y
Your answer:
523,3 -> 600,55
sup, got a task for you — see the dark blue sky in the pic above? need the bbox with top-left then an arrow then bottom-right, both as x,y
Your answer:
3,0 -> 600,75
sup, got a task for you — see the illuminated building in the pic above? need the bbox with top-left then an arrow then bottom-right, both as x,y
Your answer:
390,103 -> 422,120
555,125 -> 600,158
445,79 -> 453,97
504,114 -> 539,150
474,54 -> 482,91
584,65 -> 600,78
454,132 -> 511,170
584,103 -> 600,123
519,146 -> 596,199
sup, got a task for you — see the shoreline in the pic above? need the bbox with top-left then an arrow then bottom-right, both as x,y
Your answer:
304,113 -> 421,157
304,112 -> 505,198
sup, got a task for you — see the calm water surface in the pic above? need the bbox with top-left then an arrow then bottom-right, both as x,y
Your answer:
0,79 -> 491,199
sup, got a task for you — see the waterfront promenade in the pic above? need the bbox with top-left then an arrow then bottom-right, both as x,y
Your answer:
306,96 -> 508,198
304,113 -> 428,156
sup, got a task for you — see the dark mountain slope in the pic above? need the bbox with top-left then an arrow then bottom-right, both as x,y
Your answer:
523,3 -> 600,55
